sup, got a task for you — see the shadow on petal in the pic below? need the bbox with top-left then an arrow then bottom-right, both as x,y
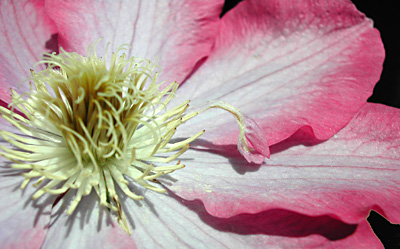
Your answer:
189,138 -> 262,174
270,125 -> 325,154
166,188 -> 357,241
0,166 -> 54,228
45,33 -> 59,54
47,190 -> 114,237
188,126 -> 324,174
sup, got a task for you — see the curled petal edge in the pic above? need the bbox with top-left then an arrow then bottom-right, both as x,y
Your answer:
189,100 -> 270,164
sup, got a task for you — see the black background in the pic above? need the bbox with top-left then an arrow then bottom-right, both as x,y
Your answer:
221,0 -> 400,247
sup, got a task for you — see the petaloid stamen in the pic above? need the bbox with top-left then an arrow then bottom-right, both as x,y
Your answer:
0,42 -> 267,234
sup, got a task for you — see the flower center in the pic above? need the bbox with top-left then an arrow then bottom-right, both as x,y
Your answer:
0,42 -> 267,234
0,43 -> 204,232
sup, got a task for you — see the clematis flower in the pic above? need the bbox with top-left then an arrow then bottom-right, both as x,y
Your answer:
0,0 -> 397,248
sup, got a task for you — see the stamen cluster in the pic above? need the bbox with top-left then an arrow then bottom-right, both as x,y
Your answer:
0,44 -> 202,232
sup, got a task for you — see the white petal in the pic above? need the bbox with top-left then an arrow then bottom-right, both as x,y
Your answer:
45,0 -> 224,85
0,166 -> 52,249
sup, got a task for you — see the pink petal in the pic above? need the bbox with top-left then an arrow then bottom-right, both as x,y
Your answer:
40,191 -> 136,249
0,0 -> 57,102
176,0 -> 384,147
118,187 -> 382,248
0,166 -> 51,249
45,0 -> 224,85
168,103 -> 400,227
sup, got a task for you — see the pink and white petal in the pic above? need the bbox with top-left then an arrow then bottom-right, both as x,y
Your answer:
167,103 -> 400,226
41,191 -> 136,249
120,187 -> 382,248
45,0 -> 223,85
0,0 -> 57,102
0,169 -> 52,249
176,0 -> 384,147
